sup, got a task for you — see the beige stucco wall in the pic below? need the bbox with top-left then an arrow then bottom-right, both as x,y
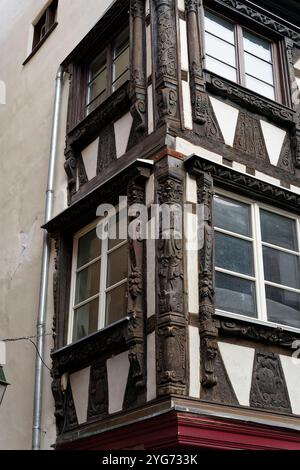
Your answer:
0,0 -> 115,450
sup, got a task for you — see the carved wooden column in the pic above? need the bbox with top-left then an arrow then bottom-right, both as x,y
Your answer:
286,39 -> 300,168
153,0 -> 181,128
185,0 -> 208,125
196,172 -> 219,388
155,157 -> 187,396
130,0 -> 147,135
123,169 -> 149,408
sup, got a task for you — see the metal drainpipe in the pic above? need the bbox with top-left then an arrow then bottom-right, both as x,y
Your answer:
32,65 -> 64,450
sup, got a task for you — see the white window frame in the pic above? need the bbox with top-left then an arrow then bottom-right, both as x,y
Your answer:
215,188 -> 300,333
67,213 -> 128,344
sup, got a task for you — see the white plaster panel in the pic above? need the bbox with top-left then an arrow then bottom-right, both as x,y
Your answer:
280,355 -> 300,415
107,351 -> 130,414
180,19 -> 189,72
176,137 -> 223,164
146,0 -> 150,15
182,80 -> 193,130
178,0 -> 185,11
69,367 -> 91,424
185,211 -> 199,313
0,341 -> 6,365
81,138 -> 99,181
209,97 -> 239,147
232,161 -> 247,173
295,58 -> 300,71
148,84 -> 154,134
291,185 -> 300,195
114,112 -> 133,159
147,332 -> 156,401
260,120 -> 286,166
255,171 -> 280,187
218,342 -> 255,406
147,218 -> 156,318
189,326 -> 200,398
186,173 -> 197,203
146,25 -> 152,78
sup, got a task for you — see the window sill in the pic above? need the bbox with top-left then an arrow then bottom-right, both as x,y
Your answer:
51,316 -> 130,373
216,310 -> 300,348
205,70 -> 295,128
22,22 -> 58,66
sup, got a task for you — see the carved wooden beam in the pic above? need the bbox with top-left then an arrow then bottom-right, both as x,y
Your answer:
196,172 -> 219,388
153,0 -> 181,127
155,156 -> 187,396
130,0 -> 147,134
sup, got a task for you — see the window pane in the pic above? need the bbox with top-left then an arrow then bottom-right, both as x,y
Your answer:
243,30 -> 272,62
108,212 -> 127,250
245,75 -> 275,100
106,283 -> 127,326
215,233 -> 254,276
87,93 -> 106,114
107,244 -> 127,288
214,195 -> 251,236
73,298 -> 99,341
205,56 -> 237,82
90,51 -> 106,80
266,285 -> 300,329
113,48 -> 129,84
216,272 -> 257,317
205,11 -> 235,44
77,228 -> 101,268
263,247 -> 300,289
245,53 -> 274,84
260,210 -> 298,251
205,32 -> 236,67
75,261 -> 100,304
88,68 -> 107,104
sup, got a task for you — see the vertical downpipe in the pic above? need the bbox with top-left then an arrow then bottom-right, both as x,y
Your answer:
32,66 -> 64,450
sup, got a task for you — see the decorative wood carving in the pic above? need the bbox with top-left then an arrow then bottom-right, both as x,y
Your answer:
77,152 -> 88,186
233,112 -> 269,161
97,123 -> 117,174
87,360 -> 108,420
212,0 -> 300,46
218,319 -> 300,349
155,161 -> 187,396
51,369 -> 65,434
206,72 -> 296,127
278,134 -> 293,173
250,352 -> 292,413
286,39 -> 300,168
130,0 -> 147,138
154,0 -> 180,126
196,172 -> 219,388
185,154 -> 300,211
64,151 -> 78,205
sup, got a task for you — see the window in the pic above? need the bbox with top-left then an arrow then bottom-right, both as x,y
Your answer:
86,27 -> 130,115
32,0 -> 58,50
68,213 -> 128,343
204,10 -> 281,102
214,192 -> 300,329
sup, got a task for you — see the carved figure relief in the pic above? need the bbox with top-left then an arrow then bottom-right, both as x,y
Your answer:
87,360 -> 108,419
234,112 -> 268,161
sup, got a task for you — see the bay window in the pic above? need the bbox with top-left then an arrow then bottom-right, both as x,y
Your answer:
68,213 -> 128,343
214,192 -> 300,329
204,10 -> 284,102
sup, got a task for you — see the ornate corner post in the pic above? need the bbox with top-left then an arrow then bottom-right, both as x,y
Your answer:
123,167 -> 151,408
64,144 -> 78,205
196,172 -> 219,388
153,0 -> 181,128
286,39 -> 300,168
185,0 -> 208,125
155,157 -> 187,396
130,0 -> 147,135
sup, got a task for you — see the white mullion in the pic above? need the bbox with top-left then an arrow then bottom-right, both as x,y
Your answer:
214,226 -> 253,242
254,203 -> 268,322
215,267 -> 255,282
76,255 -> 102,273
264,280 -> 300,294
67,236 -> 79,344
105,277 -> 128,294
261,241 -> 300,257
107,239 -> 127,255
73,292 -> 100,311
98,234 -> 108,330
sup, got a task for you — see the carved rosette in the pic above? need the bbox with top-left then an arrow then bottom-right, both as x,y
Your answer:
155,168 -> 187,396
154,0 -> 180,125
197,173 -> 219,388
130,0 -> 147,134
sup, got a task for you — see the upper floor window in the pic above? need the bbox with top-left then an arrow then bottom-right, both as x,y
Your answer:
204,10 -> 282,102
68,213 -> 128,343
32,0 -> 58,50
214,192 -> 300,330
86,27 -> 130,115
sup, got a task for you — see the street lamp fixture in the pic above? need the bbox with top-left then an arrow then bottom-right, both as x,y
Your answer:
0,365 -> 9,406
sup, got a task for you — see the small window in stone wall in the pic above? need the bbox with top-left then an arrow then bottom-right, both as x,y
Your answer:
32,0 -> 58,50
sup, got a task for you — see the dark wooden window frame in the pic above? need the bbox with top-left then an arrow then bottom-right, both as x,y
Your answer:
66,5 -> 130,132
204,7 -> 290,106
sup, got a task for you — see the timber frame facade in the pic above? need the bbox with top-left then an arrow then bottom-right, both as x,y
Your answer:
44,0 -> 300,449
